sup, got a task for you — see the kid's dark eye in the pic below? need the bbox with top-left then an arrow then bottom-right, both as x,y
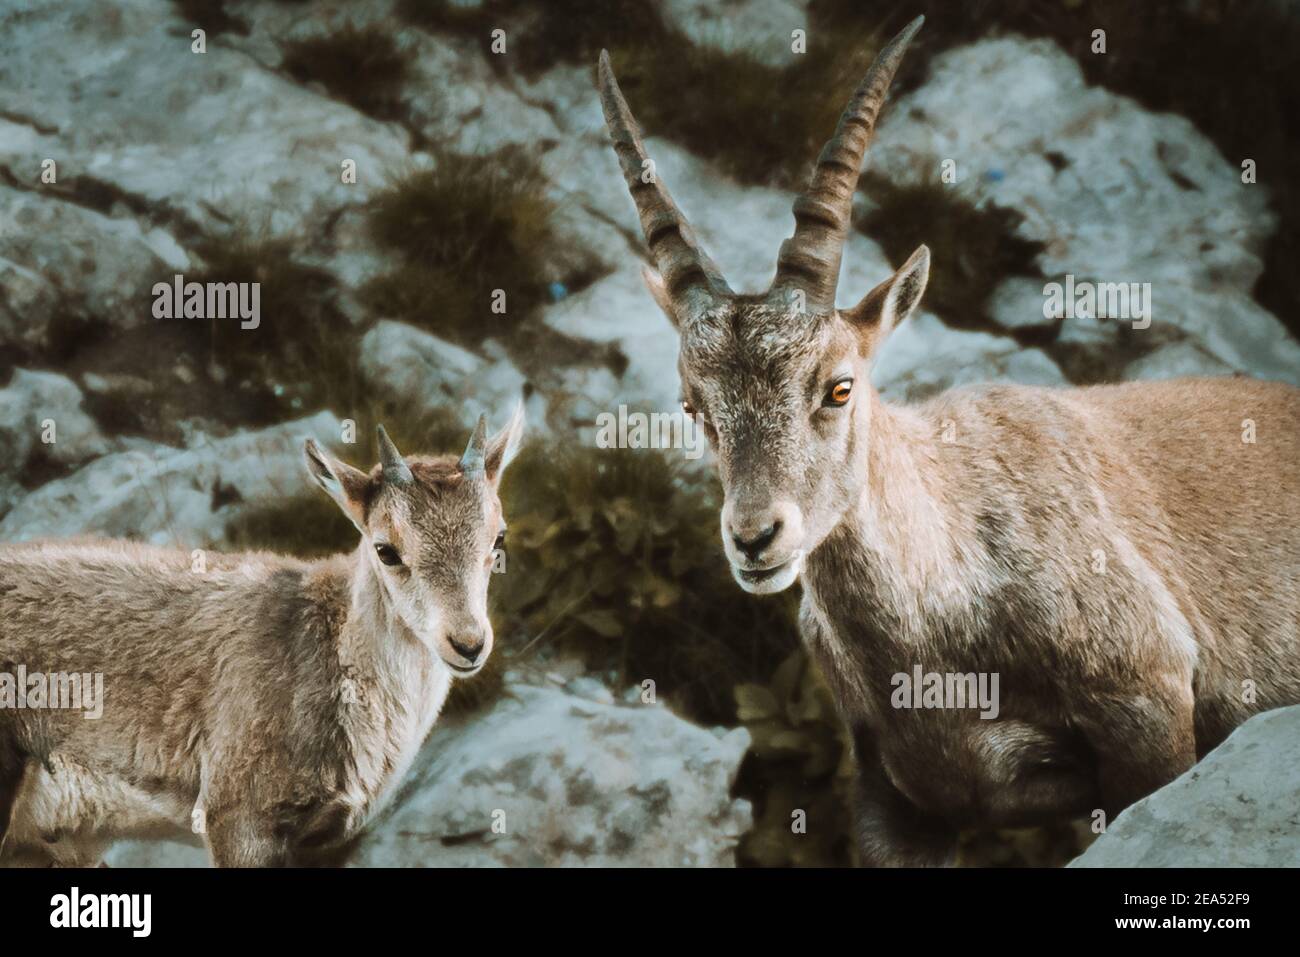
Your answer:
824,379 -> 853,407
493,530 -> 506,551
374,543 -> 402,566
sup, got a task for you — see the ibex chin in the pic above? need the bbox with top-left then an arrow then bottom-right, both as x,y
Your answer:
598,16 -> 1300,864
0,410 -> 523,866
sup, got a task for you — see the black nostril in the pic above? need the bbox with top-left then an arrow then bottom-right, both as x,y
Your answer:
733,521 -> 781,560
448,636 -> 484,662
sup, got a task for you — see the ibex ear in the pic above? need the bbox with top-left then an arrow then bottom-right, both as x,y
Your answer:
304,439 -> 370,530
484,402 -> 526,485
641,265 -> 682,330
843,245 -> 930,352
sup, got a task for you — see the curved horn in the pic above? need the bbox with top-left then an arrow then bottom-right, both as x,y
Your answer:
769,15 -> 923,313
460,414 -> 488,477
597,50 -> 732,314
376,425 -> 413,485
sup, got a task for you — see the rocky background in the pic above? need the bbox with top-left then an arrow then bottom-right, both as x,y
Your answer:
1,0 -> 1297,866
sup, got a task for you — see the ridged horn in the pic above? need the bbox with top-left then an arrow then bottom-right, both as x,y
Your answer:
769,15 -> 923,313
597,49 -> 732,315
460,414 -> 488,477
376,425 -> 413,485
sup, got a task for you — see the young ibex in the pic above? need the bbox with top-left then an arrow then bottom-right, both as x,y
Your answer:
0,411 -> 523,866
598,16 -> 1300,864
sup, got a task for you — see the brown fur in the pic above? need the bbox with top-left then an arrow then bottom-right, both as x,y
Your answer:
598,21 -> 1300,865
661,278 -> 1300,866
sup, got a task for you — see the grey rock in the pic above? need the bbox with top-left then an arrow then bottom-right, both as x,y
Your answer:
358,320 -> 528,430
663,0 -> 811,68
0,0 -> 411,238
351,684 -> 751,866
565,676 -> 616,705
1124,340 -> 1237,381
872,36 -> 1300,384
0,411 -> 341,546
874,312 -> 1067,403
0,183 -> 185,352
1071,706 -> 1300,867
0,370 -> 108,514
106,682 -> 753,868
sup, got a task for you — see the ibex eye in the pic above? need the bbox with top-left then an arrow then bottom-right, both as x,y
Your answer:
493,530 -> 506,551
681,399 -> 698,416
825,379 -> 853,407
374,543 -> 402,566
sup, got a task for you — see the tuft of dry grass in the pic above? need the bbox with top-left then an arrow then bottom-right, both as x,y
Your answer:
398,0 -> 666,77
170,0 -> 249,37
857,173 -> 1046,331
183,234 -> 358,420
280,24 -> 416,122
361,146 -> 555,345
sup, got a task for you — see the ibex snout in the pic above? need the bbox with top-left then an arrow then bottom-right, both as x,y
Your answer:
439,617 -> 493,675
722,499 -> 804,594
448,633 -> 486,664
732,520 -> 779,561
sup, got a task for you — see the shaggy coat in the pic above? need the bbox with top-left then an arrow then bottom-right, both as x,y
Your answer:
0,414 -> 522,867
596,15 -> 1300,863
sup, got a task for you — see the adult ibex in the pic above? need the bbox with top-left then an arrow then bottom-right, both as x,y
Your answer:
597,16 -> 1300,864
0,411 -> 523,866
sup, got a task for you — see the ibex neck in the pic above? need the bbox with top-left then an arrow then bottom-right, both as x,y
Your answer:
330,546 -> 450,822
805,393 -> 959,616
339,547 -> 440,687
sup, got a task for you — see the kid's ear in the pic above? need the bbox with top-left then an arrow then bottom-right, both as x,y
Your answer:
641,265 -> 682,330
842,245 -> 930,353
304,439 -> 370,530
484,402 -> 526,485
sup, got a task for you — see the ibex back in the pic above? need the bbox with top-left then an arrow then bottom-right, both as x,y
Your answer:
597,16 -> 1300,864
0,411 -> 523,866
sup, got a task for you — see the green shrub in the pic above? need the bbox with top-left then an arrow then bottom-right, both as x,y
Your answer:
733,649 -> 854,867
957,820 -> 1097,868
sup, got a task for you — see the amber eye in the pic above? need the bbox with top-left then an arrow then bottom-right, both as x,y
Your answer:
681,399 -> 698,416
825,379 -> 853,407
374,543 -> 402,566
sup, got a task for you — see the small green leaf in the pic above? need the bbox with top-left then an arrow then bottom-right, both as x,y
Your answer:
735,683 -> 780,721
576,609 -> 623,638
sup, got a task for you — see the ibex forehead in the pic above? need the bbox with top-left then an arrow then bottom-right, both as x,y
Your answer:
366,457 -> 482,522
372,463 -> 494,560
680,299 -> 837,371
